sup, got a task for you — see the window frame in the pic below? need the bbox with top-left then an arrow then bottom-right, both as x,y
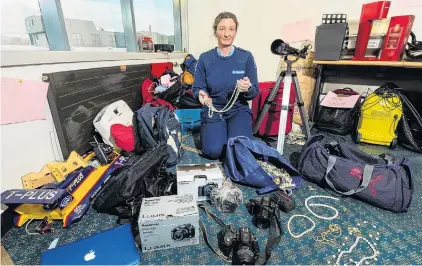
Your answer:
71,33 -> 83,45
91,34 -> 101,46
0,0 -> 189,66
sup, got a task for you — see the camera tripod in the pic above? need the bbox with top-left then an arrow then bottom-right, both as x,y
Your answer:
253,56 -> 311,155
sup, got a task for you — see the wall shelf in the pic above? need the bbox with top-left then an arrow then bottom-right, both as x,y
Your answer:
313,60 -> 422,69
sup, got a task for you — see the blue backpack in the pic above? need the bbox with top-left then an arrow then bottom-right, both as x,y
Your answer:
224,136 -> 302,194
132,103 -> 182,167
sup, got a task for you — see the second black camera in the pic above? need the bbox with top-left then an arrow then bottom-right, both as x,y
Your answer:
171,224 -> 195,241
198,182 -> 218,197
217,225 -> 260,265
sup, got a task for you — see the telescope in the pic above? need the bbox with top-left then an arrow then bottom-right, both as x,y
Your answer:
253,39 -> 312,155
270,39 -> 310,59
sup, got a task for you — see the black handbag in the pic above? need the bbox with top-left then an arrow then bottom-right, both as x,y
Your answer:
315,88 -> 361,135
92,145 -> 176,219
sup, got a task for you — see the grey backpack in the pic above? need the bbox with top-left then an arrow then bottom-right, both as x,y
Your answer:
298,135 -> 413,212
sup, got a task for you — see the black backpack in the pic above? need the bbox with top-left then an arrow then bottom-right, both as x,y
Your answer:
132,103 -> 182,167
155,70 -> 202,109
92,145 -> 176,219
315,88 -> 361,135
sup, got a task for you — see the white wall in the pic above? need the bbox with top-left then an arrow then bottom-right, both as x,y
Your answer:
187,0 -> 421,82
1,57 -> 184,190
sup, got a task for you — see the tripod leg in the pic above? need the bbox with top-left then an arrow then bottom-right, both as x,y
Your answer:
253,72 -> 285,134
276,73 -> 293,155
292,72 -> 311,139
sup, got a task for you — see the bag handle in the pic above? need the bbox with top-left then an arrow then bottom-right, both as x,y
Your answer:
324,156 -> 373,196
333,87 -> 360,96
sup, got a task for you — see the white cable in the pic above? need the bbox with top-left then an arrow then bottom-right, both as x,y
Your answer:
305,195 -> 339,220
206,81 -> 242,118
25,219 -> 39,236
287,214 -> 316,239
335,236 -> 379,266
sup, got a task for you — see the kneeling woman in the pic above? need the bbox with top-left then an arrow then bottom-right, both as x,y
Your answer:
192,12 -> 259,159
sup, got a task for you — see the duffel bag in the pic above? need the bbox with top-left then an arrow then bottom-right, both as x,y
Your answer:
92,145 -> 176,219
224,136 -> 302,194
297,135 -> 413,212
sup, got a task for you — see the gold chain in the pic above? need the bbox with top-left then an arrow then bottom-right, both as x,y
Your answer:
314,224 -> 342,246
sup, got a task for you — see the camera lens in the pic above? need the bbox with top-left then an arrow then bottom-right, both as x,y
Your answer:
271,39 -> 285,55
236,245 -> 255,265
204,184 -> 215,196
173,231 -> 184,241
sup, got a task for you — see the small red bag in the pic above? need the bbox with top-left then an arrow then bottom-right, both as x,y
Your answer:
110,124 -> 135,152
252,81 -> 295,136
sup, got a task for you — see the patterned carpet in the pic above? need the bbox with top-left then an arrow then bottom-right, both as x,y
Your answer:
2,131 -> 422,265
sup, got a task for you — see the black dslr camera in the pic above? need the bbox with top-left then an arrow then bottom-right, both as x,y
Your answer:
246,197 -> 279,230
171,224 -> 195,241
247,191 -> 296,229
198,182 -> 218,197
217,225 -> 260,265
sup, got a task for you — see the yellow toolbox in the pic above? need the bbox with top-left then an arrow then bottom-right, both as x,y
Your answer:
355,91 -> 402,148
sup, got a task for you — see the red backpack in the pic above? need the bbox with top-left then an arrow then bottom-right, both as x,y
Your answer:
140,62 -> 175,110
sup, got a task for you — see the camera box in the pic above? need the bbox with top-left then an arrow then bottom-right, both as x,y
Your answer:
138,194 -> 199,252
176,163 -> 224,201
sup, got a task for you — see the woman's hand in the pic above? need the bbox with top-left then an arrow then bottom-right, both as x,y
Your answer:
198,90 -> 211,105
237,77 -> 251,92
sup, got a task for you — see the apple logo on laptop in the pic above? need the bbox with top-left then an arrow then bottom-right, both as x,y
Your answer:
84,250 -> 96,261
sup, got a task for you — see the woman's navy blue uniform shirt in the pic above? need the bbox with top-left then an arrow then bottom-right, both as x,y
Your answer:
192,47 -> 259,115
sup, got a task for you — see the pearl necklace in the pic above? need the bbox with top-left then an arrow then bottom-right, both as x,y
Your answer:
206,82 -> 241,118
335,236 -> 379,266
287,214 -> 316,239
305,195 -> 340,220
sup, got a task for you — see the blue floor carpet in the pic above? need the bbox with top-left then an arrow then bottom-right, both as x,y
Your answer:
2,132 -> 422,265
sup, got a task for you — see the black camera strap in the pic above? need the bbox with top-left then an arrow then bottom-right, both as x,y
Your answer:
248,198 -> 283,265
198,203 -> 232,263
255,211 -> 282,265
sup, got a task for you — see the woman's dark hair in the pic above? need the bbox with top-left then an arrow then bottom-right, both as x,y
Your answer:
213,12 -> 239,35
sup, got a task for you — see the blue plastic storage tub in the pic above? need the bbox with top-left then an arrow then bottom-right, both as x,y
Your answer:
175,109 -> 201,135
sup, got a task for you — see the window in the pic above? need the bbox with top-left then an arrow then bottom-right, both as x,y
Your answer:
1,0 -> 187,66
61,0 -> 126,51
1,0 -> 48,51
71,33 -> 82,45
109,35 -> 116,46
133,0 -> 182,51
91,34 -> 101,46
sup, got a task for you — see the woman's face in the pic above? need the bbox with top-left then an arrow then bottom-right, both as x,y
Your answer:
216,18 -> 237,47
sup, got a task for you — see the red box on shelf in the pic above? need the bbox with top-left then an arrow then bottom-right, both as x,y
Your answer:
353,1 -> 391,60
380,15 -> 415,61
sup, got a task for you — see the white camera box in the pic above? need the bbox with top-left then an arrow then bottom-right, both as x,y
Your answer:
138,194 -> 199,252
176,163 -> 224,201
